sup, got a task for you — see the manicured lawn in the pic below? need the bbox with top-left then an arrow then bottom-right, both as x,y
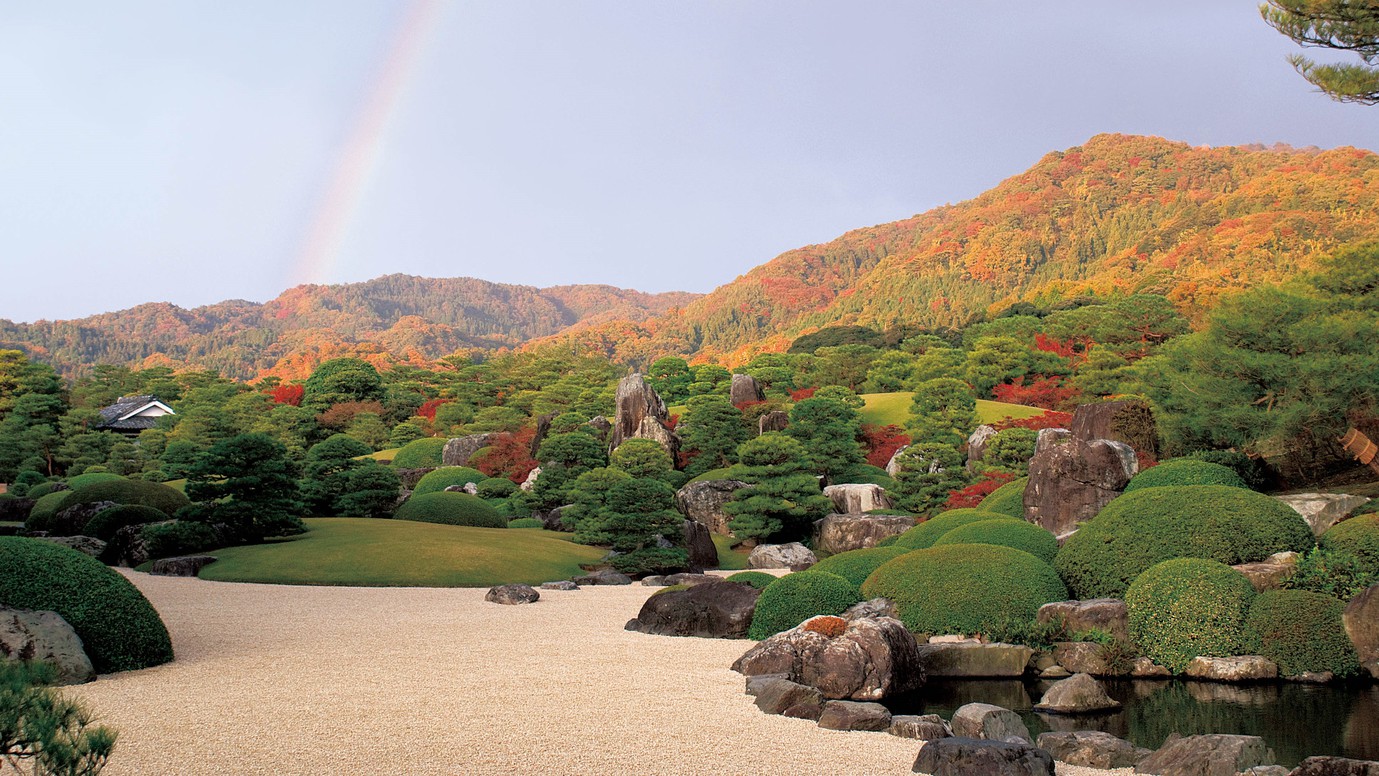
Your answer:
859,392 -> 1047,428
712,533 -> 750,570
362,448 -> 399,463
198,517 -> 606,587
163,478 -> 187,492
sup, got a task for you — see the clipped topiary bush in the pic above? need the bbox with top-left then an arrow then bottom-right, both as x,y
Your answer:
1125,558 -> 1256,674
861,543 -> 1068,636
875,535 -> 900,547
412,467 -> 488,496
28,479 -> 191,535
82,504 -> 169,541
0,537 -> 173,673
748,571 -> 862,640
506,517 -> 543,529
1054,485 -> 1314,599
977,476 -> 1028,518
809,546 -> 910,587
24,491 -> 72,531
391,438 -> 448,469
1319,515 -> 1379,574
1184,450 -> 1271,490
894,508 -> 1012,550
394,491 -> 505,528
65,472 -> 126,491
933,518 -> 1059,564
1123,459 -> 1247,493
141,520 -> 219,560
25,482 -> 66,500
725,571 -> 777,590
1246,589 -> 1360,677
476,477 -> 518,500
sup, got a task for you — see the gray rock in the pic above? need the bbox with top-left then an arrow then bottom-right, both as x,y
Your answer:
610,373 -> 670,450
915,642 -> 1034,678
0,608 -> 95,685
394,468 -> 434,489
1133,733 -> 1276,776
752,678 -> 824,720
1037,598 -> 1129,642
50,501 -> 118,537
821,483 -> 894,515
627,415 -> 681,461
842,598 -> 898,621
571,570 -> 633,586
1034,672 -> 1122,714
967,424 -> 999,470
640,576 -> 665,586
1344,584 -> 1379,679
1024,437 -> 1137,535
747,542 -> 816,571
1275,493 -> 1371,536
1290,757 -> 1379,775
681,519 -> 718,572
536,505 -> 573,533
675,479 -> 747,536
732,615 -> 924,701
912,737 -> 1055,776
1037,731 -> 1151,769
816,700 -> 891,731
885,445 -> 909,477
729,373 -> 765,406
889,714 -> 952,740
1052,642 -> 1116,676
660,572 -> 719,587
1183,656 -> 1279,682
519,466 -> 541,492
484,584 -> 540,605
1131,656 -> 1173,678
1233,552 -> 1301,593
441,433 -> 492,467
1069,400 -> 1159,456
951,702 -> 1033,744
744,672 -> 789,696
627,581 -> 760,639
812,513 -> 912,555
442,483 -> 479,495
585,416 -> 613,443
540,580 -> 578,591
149,555 -> 217,577
104,520 -> 172,567
758,410 -> 790,435
1036,428 -> 1072,452
36,535 -> 107,558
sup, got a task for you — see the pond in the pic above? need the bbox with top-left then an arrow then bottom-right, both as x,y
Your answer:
884,678 -> 1379,768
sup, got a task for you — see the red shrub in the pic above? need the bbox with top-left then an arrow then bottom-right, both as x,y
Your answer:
470,427 -> 538,483
944,471 -> 1017,510
1034,333 -> 1076,359
790,387 -> 817,402
665,413 -> 680,431
267,384 -> 304,407
861,423 -> 910,469
802,616 -> 848,638
417,398 -> 450,420
991,411 -> 1074,432
992,376 -> 1082,411
318,401 -> 385,430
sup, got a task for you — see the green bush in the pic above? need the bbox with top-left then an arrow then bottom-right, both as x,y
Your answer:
1054,485 -> 1314,599
978,477 -> 1028,518
82,504 -> 168,541
1286,546 -> 1378,601
394,491 -> 505,528
1246,590 -> 1360,677
506,517 -> 543,528
725,571 -> 777,590
1126,558 -> 1256,673
861,544 -> 1068,636
24,491 -> 71,530
28,479 -> 191,535
1123,459 -> 1247,492
1319,515 -> 1379,574
141,520 -> 220,560
1183,450 -> 1271,490
391,438 -> 448,468
934,518 -> 1059,564
809,546 -> 910,587
894,508 -> 1013,550
25,482 -> 66,500
65,472 -> 126,491
476,477 -> 518,500
609,547 -> 689,576
0,537 -> 173,673
412,467 -> 488,496
748,571 -> 862,640
876,535 -> 900,547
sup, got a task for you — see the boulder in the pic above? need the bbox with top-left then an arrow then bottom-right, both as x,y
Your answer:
744,673 -> 789,696
1131,657 -> 1173,678
759,410 -> 790,435
885,444 -> 910,477
610,373 -> 670,450
675,479 -> 746,536
519,466 -> 541,492
103,520 -> 168,567
843,598 -> 898,621
395,467 -> 434,489
0,497 -> 34,523
1069,400 -> 1159,457
1036,731 -> 1151,769
747,542 -> 817,571
149,555 -> 217,577
1024,437 -> 1137,535
1036,428 -> 1072,451
950,702 -> 1033,744
1037,598 -> 1129,642
1183,656 -> 1279,682
484,584 -> 540,605
822,483 -> 895,515
915,642 -> 1034,678
627,581 -> 759,638
1132,733 -> 1276,776
0,608 -> 95,685
732,615 -> 924,701
1033,673 -> 1122,714
1233,551 -> 1301,592
812,513 -> 912,555
816,700 -> 891,731
967,424 -> 999,470
1275,493 -> 1371,536
1039,666 -> 1072,679
752,677 -> 824,720
586,416 -> 613,444
36,535 -> 107,558
1051,642 -> 1116,676
681,519 -> 718,572
530,412 -> 558,457
889,714 -> 952,740
661,572 -> 721,587
50,500 -> 118,537
540,580 -> 578,591
640,576 -> 665,586
536,505 -> 572,533
912,737 -> 1055,776
442,433 -> 492,467
1290,757 -> 1379,775
628,415 -> 681,460
442,483 -> 479,495
1344,584 -> 1379,679
571,570 -> 633,586
729,373 -> 765,406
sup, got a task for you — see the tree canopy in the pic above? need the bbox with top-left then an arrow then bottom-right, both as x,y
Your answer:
1263,0 -> 1379,104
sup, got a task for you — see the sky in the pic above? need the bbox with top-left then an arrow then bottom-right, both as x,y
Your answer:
1,1 -> 1375,323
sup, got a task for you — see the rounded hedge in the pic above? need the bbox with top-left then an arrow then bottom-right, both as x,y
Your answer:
1123,459 -> 1247,493
933,518 -> 1058,564
83,504 -> 169,541
861,543 -> 1068,636
748,571 -> 862,640
25,490 -> 72,530
875,535 -> 900,547
476,477 -> 518,500
412,467 -> 488,496
977,477 -> 1028,518
1125,558 -> 1256,674
810,546 -> 911,588
391,438 -> 448,469
29,479 -> 191,535
725,571 -> 777,590
506,517 -> 543,529
894,508 -> 1013,550
1319,515 -> 1379,574
65,472 -> 127,491
1246,589 -> 1360,677
26,482 -> 67,499
1054,485 -> 1314,599
394,491 -> 505,528
0,537 -> 173,673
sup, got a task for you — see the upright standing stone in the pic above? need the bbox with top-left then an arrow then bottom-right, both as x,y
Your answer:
1068,400 -> 1159,459
675,479 -> 747,536
530,412 -> 558,457
759,410 -> 790,435
610,373 -> 670,450
1344,584 -> 1379,679
967,425 -> 999,471
442,433 -> 492,467
729,373 -> 766,405
1024,436 -> 1137,536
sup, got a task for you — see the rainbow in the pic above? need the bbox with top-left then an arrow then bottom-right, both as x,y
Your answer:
290,0 -> 445,287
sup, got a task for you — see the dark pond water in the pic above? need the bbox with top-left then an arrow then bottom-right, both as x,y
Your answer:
884,678 -> 1379,768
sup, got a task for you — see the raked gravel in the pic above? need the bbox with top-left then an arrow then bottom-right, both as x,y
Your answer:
71,571 -> 1128,776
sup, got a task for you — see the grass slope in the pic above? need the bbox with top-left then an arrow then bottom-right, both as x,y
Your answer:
198,518 -> 605,587
859,393 -> 1046,428
712,534 -> 750,570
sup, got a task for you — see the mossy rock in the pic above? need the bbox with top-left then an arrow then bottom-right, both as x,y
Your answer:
977,477 -> 1028,518
391,438 -> 448,469
724,571 -> 777,590
809,546 -> 910,588
1319,515 -> 1379,574
1246,589 -> 1360,677
894,508 -> 1013,550
933,518 -> 1058,564
394,491 -> 506,528
748,571 -> 861,640
1125,558 -> 1255,674
1123,459 -> 1247,493
412,467 -> 488,496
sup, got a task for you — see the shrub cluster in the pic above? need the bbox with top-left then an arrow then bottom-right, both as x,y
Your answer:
0,537 -> 173,673
1125,558 -> 1255,673
933,518 -> 1058,564
809,546 -> 910,587
1319,515 -> 1379,574
393,491 -> 506,528
82,504 -> 168,541
1123,459 -> 1247,493
894,508 -> 1012,550
1183,450 -> 1271,490
976,476 -> 1027,518
412,467 -> 488,496
64,472 -> 126,491
391,438 -> 448,469
1246,589 -> 1360,677
748,571 -> 861,640
25,482 -> 67,500
141,520 -> 220,560
27,479 -> 190,535
506,517 -> 543,529
476,477 -> 518,500
724,571 -> 777,590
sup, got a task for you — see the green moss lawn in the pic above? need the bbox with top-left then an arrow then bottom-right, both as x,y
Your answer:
859,392 -> 1046,427
712,534 -> 750,570
198,518 -> 605,587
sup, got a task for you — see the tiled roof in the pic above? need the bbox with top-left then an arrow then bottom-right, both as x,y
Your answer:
96,395 -> 167,431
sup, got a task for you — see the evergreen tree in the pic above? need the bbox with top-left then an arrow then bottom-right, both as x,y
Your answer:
1263,0 -> 1379,104
724,433 -> 832,542
610,438 -> 675,482
785,397 -> 864,482
907,378 -> 979,447
891,442 -> 969,516
334,463 -> 403,518
679,394 -> 749,477
184,433 -> 304,543
300,434 -> 373,515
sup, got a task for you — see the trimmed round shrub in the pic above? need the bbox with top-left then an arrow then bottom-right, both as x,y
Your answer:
933,518 -> 1058,564
0,537 -> 173,673
141,520 -> 219,560
809,546 -> 910,587
394,491 -> 505,528
1246,589 -> 1360,677
1054,485 -> 1315,599
1123,459 -> 1247,493
978,477 -> 1028,518
894,508 -> 1013,550
391,438 -> 448,469
25,490 -> 72,531
65,472 -> 126,490
476,477 -> 518,500
412,467 -> 488,496
725,571 -> 777,590
1184,450 -> 1271,490
1126,558 -> 1256,673
26,482 -> 67,499
506,517 -> 543,528
83,504 -> 169,541
30,479 -> 191,535
748,571 -> 862,640
1320,515 -> 1379,574
861,544 -> 1068,636
875,535 -> 900,547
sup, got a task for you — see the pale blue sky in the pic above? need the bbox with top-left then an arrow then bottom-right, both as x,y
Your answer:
1,2 -> 1375,322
